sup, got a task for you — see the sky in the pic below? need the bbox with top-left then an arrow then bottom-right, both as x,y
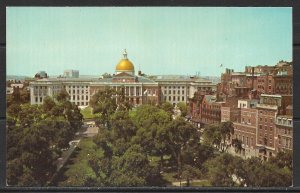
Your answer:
7,7 -> 292,77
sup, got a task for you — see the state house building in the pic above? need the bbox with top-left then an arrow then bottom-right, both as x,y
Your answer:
30,50 -> 216,107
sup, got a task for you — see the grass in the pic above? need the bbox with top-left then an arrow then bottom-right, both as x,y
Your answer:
184,180 -> 211,187
161,171 -> 178,183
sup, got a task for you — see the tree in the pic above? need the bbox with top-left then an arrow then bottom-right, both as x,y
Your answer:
204,153 -> 243,186
6,90 -> 83,186
231,138 -> 243,153
203,121 -> 234,152
111,110 -> 137,142
108,145 -> 158,186
160,102 -> 174,115
181,164 -> 202,186
131,105 -> 171,157
165,117 -> 200,178
219,121 -> 234,152
177,102 -> 188,117
89,87 -> 117,129
269,150 -> 292,170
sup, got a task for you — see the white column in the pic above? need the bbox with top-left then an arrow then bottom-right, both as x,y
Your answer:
129,86 -> 131,96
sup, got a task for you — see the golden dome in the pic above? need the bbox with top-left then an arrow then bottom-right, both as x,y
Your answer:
115,49 -> 135,72
116,59 -> 135,71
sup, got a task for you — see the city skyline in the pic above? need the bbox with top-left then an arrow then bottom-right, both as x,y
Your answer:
7,7 -> 292,77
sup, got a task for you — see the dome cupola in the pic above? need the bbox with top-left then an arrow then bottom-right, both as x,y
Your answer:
115,49 -> 135,75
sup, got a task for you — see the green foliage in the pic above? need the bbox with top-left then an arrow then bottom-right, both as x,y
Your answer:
6,91 -> 83,186
231,138 -> 243,153
269,150 -> 292,170
160,102 -> 174,115
204,153 -> 242,186
177,102 -> 188,117
7,87 -> 30,108
203,121 -> 234,152
89,87 -> 117,128
80,106 -> 99,119
203,153 -> 292,187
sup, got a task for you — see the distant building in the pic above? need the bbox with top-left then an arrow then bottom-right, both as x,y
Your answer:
64,70 -> 79,78
232,108 -> 258,158
30,50 -> 159,107
35,71 -> 48,79
30,50 -> 214,107
153,75 -> 215,106
275,115 -> 293,152
256,94 -> 292,160
237,99 -> 259,109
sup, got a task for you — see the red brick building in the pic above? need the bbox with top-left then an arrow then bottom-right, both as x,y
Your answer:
274,75 -> 292,95
275,115 -> 293,152
256,94 -> 292,160
232,108 -> 258,158
221,107 -> 240,123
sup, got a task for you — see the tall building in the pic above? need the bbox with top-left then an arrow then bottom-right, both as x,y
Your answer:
64,70 -> 79,78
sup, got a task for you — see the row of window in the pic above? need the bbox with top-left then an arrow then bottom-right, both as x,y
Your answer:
165,96 -> 185,102
278,137 -> 292,148
72,101 -> 89,106
164,90 -> 185,95
235,134 -> 254,147
72,95 -> 89,101
259,125 -> 273,132
67,90 -> 89,94
67,85 -> 89,89
259,117 -> 273,123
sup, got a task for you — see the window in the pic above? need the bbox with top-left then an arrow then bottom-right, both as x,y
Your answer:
86,96 -> 88,100
82,95 -> 84,100
178,90 -> 180,94
169,90 -> 171,94
35,97 -> 38,102
182,96 -> 185,101
77,96 -> 80,100
40,97 -> 42,102
173,90 -> 175,95
182,90 -> 184,94
246,137 -> 249,146
259,125 -> 262,129
178,96 -> 180,101
173,96 -> 175,101
169,96 -> 171,101
164,90 -> 167,95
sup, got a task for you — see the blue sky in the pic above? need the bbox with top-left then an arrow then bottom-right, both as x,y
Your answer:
7,7 -> 292,77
